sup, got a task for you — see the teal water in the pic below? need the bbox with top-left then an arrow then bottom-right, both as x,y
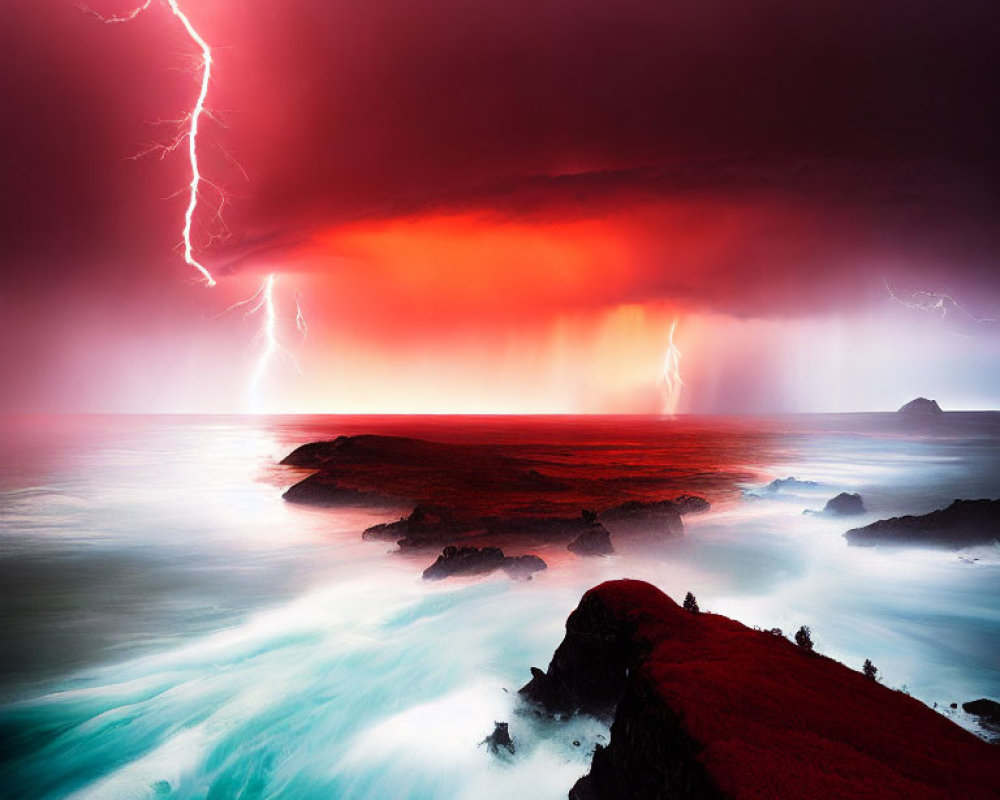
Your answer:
1,414 -> 998,798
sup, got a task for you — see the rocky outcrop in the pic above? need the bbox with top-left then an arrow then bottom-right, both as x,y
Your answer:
568,522 -> 614,556
501,554 -> 548,578
520,580 -> 1000,799
281,476 -> 401,508
671,494 -> 711,515
363,505 -> 486,548
822,492 -> 866,516
898,397 -> 944,416
963,698 -> 1000,731
598,500 -> 683,540
845,499 -> 1000,548
421,546 -> 547,580
743,477 -> 819,499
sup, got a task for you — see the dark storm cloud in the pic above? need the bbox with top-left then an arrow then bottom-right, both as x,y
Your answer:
2,0 -> 999,311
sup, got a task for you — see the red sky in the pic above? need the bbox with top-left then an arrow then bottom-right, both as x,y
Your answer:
2,0 -> 998,412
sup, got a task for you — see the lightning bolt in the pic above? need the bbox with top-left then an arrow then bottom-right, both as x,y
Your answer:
86,0 -> 216,285
884,280 -> 995,331
90,1 -> 311,409
661,319 -> 684,416
222,275 -> 307,407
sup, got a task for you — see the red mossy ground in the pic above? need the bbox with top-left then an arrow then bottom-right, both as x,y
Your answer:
588,580 -> 1000,800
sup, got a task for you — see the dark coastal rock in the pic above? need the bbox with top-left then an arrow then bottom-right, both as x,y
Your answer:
845,499 -> 1000,549
422,545 -> 506,580
501,554 -> 547,578
364,505 -> 485,548
898,397 -> 944,416
822,492 -> 866,516
520,580 -> 1000,800
282,476 -> 400,508
279,437 -> 349,468
480,721 -> 515,755
567,523 -> 614,556
421,546 -> 547,580
598,500 -> 683,540
963,698 -> 1000,729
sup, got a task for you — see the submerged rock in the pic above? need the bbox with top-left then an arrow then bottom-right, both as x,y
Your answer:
822,492 -> 866,516
421,546 -> 547,580
520,580 -> 1000,799
845,499 -> 1000,549
898,397 -> 944,416
480,721 -> 515,755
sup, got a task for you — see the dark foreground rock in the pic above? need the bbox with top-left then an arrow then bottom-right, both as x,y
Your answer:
822,492 -> 866,516
898,397 -> 944,416
845,499 -> 1000,549
421,546 -> 547,580
520,580 -> 1000,800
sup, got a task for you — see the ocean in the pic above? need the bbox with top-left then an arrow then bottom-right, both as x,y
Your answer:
1,413 -> 998,799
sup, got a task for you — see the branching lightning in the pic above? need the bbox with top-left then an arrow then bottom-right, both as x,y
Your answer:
87,0 -> 216,285
661,319 -> 684,416
884,280 -> 995,333
223,275 -> 307,401
90,1 -> 311,408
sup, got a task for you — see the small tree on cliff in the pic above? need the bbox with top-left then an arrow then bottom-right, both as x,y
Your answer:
683,592 -> 700,613
794,625 -> 814,652
863,659 -> 878,680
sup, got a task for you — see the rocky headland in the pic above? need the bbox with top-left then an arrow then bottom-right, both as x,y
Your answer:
845,499 -> 1000,548
520,580 -> 1000,799
282,434 -> 710,552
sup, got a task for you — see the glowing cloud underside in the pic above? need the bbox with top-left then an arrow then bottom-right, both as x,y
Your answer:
662,319 -> 683,415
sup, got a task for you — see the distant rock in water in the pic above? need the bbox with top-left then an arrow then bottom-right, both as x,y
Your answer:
501,554 -> 548,578
897,397 -> 944,415
519,580 -> 1000,799
744,476 -> 819,499
822,492 -> 866,516
963,698 -> 1000,728
422,545 -> 506,580
567,519 -> 614,556
363,505 -> 485,548
845,499 -> 1000,549
598,500 -> 683,540
421,545 -> 546,580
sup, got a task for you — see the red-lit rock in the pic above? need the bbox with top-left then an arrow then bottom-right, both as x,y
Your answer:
521,580 -> 1000,800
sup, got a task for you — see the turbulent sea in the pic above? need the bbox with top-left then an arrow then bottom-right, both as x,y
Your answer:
1,413 -> 998,799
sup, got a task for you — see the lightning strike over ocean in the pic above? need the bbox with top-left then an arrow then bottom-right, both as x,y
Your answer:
661,319 -> 683,415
